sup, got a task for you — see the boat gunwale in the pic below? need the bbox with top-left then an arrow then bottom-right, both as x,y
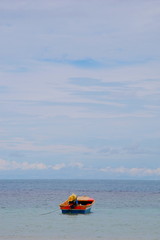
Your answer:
59,196 -> 95,210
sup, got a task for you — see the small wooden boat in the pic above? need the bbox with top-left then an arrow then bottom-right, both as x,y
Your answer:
59,195 -> 95,214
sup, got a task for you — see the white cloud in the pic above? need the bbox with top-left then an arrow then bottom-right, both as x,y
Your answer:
0,159 -> 47,170
51,163 -> 66,170
100,167 -> 160,176
1,158 -> 160,178
0,159 -> 85,171
0,159 -> 8,170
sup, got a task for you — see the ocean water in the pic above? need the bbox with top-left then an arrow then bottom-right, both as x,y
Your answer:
0,179 -> 160,240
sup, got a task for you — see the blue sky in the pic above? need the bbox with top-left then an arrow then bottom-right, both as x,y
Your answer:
0,0 -> 160,179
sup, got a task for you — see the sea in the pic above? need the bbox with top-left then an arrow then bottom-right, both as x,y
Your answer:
0,179 -> 160,240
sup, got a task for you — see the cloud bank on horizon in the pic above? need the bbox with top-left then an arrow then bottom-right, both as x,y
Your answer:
0,0 -> 160,179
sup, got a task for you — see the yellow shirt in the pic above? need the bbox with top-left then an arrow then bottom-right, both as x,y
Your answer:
68,193 -> 77,202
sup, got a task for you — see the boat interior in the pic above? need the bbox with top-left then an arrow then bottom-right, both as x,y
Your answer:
60,196 -> 94,207
77,200 -> 93,205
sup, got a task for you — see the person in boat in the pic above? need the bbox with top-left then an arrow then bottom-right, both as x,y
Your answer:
68,193 -> 78,209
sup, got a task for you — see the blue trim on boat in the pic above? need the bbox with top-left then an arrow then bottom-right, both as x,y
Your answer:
61,207 -> 91,214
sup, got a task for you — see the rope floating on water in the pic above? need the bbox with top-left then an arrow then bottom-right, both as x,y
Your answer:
40,209 -> 59,215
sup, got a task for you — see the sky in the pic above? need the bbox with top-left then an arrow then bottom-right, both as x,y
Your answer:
0,0 -> 160,179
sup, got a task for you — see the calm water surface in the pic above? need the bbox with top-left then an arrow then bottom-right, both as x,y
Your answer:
0,179 -> 160,240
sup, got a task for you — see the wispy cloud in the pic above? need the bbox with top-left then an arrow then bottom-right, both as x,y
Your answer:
0,0 -> 160,179
1,0 -> 160,68
0,138 -> 91,154
98,144 -> 152,156
42,58 -> 103,69
51,163 -> 66,170
0,138 -> 155,158
100,167 -> 160,176
0,159 -> 84,171
0,159 -> 47,170
1,157 -> 160,178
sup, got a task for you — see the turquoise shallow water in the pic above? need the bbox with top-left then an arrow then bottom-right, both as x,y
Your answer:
0,179 -> 160,240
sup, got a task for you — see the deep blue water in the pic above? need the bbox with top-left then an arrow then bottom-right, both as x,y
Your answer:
0,179 -> 160,240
